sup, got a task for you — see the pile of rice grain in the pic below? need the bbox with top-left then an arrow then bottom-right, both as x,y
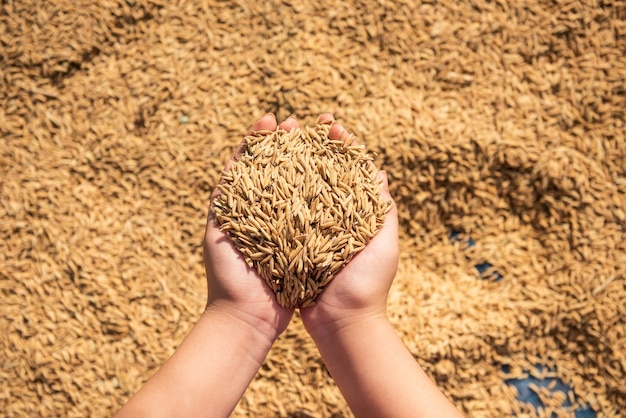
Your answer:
2,0 -> 625,416
212,123 -> 390,308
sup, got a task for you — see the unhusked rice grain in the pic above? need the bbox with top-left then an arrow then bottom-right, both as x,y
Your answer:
1,0 -> 625,416
211,123 -> 390,308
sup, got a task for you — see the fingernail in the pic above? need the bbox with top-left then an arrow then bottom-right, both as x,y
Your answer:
319,113 -> 334,124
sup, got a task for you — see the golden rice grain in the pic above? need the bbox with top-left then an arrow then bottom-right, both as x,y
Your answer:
2,0 -> 625,416
211,123 -> 390,308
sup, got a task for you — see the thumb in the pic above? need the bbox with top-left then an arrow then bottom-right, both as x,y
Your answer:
375,170 -> 392,203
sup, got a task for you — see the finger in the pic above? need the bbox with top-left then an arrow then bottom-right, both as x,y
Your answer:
212,113 -> 278,209
329,122 -> 350,142
376,170 -> 393,204
209,181 -> 226,220
279,116 -> 299,131
318,112 -> 335,125
248,113 -> 277,134
329,120 -> 379,177
375,170 -> 398,236
224,113 -> 278,173
236,113 -> 277,163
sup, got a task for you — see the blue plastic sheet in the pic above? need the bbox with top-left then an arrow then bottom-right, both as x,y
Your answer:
450,231 -> 596,417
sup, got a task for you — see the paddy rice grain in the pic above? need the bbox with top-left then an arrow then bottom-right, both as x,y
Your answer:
2,0 -> 625,416
211,123 -> 390,308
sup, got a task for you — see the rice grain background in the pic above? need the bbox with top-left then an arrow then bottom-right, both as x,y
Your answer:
1,0 -> 625,416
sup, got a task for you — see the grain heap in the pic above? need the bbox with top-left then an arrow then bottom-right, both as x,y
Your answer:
212,123 -> 390,308
1,0 -> 625,417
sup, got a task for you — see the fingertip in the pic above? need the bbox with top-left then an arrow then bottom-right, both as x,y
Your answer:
328,123 -> 347,141
251,113 -> 278,132
279,116 -> 300,131
210,182 -> 221,199
376,169 -> 395,204
318,112 -> 335,125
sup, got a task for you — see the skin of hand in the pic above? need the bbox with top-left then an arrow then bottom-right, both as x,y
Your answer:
298,114 -> 464,418
299,112 -> 400,339
115,113 -> 463,417
203,113 -> 297,339
114,114 -> 298,418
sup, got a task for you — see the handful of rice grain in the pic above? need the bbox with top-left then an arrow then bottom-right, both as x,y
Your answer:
211,122 -> 390,308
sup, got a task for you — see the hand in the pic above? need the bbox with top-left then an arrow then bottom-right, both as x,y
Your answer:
116,114 -> 304,418
203,113 -> 298,341
299,113 -> 400,341
294,117 -> 463,418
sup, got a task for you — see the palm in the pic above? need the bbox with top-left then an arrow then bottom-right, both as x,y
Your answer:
300,112 -> 399,332
316,204 -> 397,307
204,222 -> 274,302
300,198 -> 398,331
202,113 -> 297,334
203,112 -> 398,337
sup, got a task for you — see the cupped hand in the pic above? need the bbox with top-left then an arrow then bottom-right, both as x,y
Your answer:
203,114 -> 299,340
300,113 -> 400,341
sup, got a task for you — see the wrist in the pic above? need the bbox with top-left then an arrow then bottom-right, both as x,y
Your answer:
204,301 -> 283,347
302,304 -> 388,344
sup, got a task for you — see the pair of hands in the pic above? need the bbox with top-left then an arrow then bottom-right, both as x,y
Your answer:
118,113 -> 463,418
203,113 -> 399,344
